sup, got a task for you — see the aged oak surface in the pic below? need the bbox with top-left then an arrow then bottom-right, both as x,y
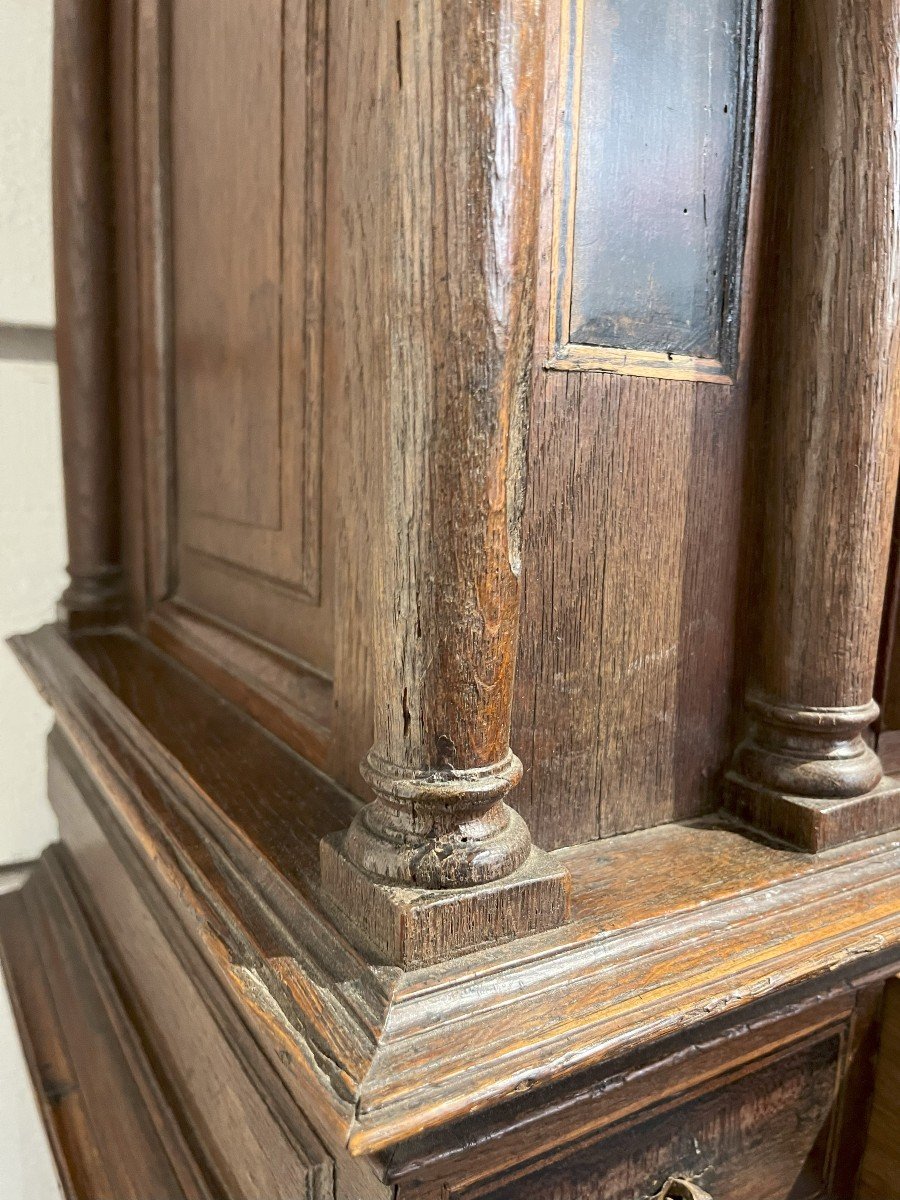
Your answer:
12,0 -> 900,1194
170,0 -> 330,651
507,0 -> 774,847
0,851 -> 213,1200
0,844 -> 337,1200
469,1034 -> 842,1200
120,0 -> 338,764
9,626 -> 900,1168
319,0 -> 569,965
857,977 -> 900,1199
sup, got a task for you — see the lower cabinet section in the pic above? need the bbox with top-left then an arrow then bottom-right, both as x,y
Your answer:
472,1034 -> 842,1200
2,722 -> 897,1200
25,726 -> 389,1200
0,849 -> 336,1200
389,978 -> 883,1200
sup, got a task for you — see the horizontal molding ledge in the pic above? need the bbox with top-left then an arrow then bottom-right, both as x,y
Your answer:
9,622 -> 900,1156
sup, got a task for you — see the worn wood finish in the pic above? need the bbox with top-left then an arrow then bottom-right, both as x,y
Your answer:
321,0 -> 569,963
12,625 -> 900,1162
857,977 -> 900,1198
108,1 -> 147,629
0,851 -> 213,1200
120,0 -> 339,760
726,0 -> 900,850
347,0 -> 545,880
27,0 -> 900,1191
132,0 -> 174,611
875,487 -> 900,772
52,0 -> 125,625
118,0 -> 763,854
472,1035 -> 841,1200
148,600 -> 332,769
324,0 -> 383,796
386,986 -> 883,1197
0,843 -> 336,1200
170,0 -> 329,626
508,0 -> 772,848
40,712 -> 883,1200
45,731 -> 390,1200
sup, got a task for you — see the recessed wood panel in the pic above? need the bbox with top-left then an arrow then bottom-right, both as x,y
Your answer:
168,0 -> 331,669
172,1 -> 282,533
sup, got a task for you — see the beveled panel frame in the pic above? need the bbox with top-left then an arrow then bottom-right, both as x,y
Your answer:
171,0 -> 325,606
117,0 -> 334,766
546,0 -> 760,384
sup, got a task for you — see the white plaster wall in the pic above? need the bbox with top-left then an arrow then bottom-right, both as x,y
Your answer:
0,0 -> 54,328
0,0 -> 64,865
0,360 -> 65,862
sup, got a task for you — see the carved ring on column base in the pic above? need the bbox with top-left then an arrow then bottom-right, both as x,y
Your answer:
725,694 -> 900,852
321,748 -> 569,969
344,748 -> 532,889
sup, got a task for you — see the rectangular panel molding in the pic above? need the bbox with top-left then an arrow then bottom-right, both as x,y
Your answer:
132,0 -> 336,679
548,0 -> 759,382
172,0 -> 326,604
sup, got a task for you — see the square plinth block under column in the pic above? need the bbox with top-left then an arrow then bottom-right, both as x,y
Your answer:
724,773 -> 900,852
319,834 -> 570,969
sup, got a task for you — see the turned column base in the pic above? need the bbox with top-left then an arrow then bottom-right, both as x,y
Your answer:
725,694 -> 900,850
724,774 -> 900,852
59,569 -> 126,630
320,834 -> 570,969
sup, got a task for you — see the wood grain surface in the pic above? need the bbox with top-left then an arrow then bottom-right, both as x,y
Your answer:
327,0 -> 563,900
507,0 -> 773,847
726,0 -> 900,846
857,978 -> 900,1198
11,625 -> 900,1160
750,0 -> 900,713
0,851 -> 213,1200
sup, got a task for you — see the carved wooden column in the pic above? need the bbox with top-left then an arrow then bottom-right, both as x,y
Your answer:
726,0 -> 900,850
321,0 -> 569,967
53,0 -> 124,627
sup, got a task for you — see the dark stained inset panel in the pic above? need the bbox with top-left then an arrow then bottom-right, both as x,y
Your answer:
568,0 -> 754,364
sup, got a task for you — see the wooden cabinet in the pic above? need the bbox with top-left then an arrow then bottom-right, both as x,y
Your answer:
4,0 -> 900,1196
452,1025 -> 849,1200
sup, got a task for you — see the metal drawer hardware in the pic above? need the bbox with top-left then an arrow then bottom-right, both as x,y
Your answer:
653,1179 -> 713,1200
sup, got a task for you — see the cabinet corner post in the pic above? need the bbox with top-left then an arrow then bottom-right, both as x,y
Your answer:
320,0 -> 569,967
53,0 -> 126,629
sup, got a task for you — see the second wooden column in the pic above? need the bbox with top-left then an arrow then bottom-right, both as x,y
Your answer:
727,0 -> 900,849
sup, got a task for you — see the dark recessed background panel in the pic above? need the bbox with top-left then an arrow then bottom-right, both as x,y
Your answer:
567,0 -> 753,365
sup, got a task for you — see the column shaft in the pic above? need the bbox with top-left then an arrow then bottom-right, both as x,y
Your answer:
727,0 -> 900,849
53,0 -> 124,626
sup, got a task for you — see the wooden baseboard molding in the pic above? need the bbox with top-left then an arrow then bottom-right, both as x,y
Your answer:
0,848 -> 214,1200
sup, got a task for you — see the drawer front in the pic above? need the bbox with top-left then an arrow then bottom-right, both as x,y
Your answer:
475,1032 -> 842,1200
